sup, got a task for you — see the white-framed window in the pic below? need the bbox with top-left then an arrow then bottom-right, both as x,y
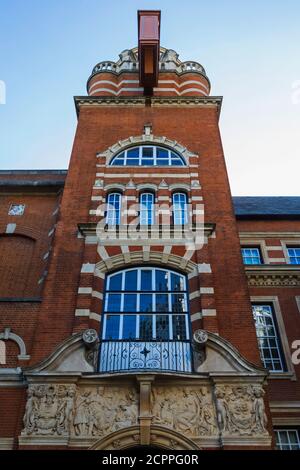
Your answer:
172,192 -> 188,225
241,247 -> 263,265
110,145 -> 186,166
252,304 -> 286,372
140,192 -> 155,225
287,247 -> 300,265
106,193 -> 121,225
102,267 -> 189,341
275,429 -> 300,450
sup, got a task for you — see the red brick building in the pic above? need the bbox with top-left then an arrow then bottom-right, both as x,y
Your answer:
0,12 -> 299,451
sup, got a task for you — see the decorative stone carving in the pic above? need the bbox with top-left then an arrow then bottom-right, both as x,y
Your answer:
22,384 -> 76,436
22,384 -> 138,439
193,329 -> 208,345
152,386 -> 217,437
214,384 -> 268,436
82,329 -> 98,347
72,386 -> 138,437
247,273 -> 300,287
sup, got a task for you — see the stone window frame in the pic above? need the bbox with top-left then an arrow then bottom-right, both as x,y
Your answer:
281,240 -> 300,264
251,295 -> 296,380
240,240 -> 270,264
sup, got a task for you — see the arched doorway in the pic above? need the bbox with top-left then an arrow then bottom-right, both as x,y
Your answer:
89,425 -> 200,450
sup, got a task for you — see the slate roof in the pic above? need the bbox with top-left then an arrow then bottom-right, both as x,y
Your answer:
233,197 -> 300,218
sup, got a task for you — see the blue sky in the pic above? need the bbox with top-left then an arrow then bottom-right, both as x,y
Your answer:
0,0 -> 299,195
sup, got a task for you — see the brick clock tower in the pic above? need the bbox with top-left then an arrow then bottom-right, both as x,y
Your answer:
0,11 -> 276,450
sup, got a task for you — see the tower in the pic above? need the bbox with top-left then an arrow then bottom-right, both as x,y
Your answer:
0,11 -> 277,450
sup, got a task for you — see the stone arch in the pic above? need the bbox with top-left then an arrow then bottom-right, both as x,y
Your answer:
103,183 -> 126,192
95,250 -> 197,276
169,183 -> 191,192
136,183 -> 158,192
89,425 -> 199,450
0,328 -> 30,361
98,134 -> 197,166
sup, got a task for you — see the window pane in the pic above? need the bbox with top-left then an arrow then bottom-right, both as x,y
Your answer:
106,294 -> 121,312
142,147 -> 153,158
157,159 -> 169,166
111,158 -> 124,166
155,270 -> 169,291
171,273 -> 184,291
140,294 -> 153,312
139,315 -> 153,340
141,270 -> 152,290
108,273 -> 122,291
172,293 -> 186,312
171,158 -> 182,166
123,315 -> 137,339
172,315 -> 187,340
125,270 -> 137,291
157,148 -> 169,159
111,152 -> 125,165
127,159 -> 139,165
127,148 -> 139,158
156,294 -> 169,312
104,315 -> 120,339
156,315 -> 169,340
123,294 -> 137,312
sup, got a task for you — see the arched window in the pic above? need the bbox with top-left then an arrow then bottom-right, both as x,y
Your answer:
102,267 -> 189,341
106,193 -> 121,225
140,192 -> 155,225
100,267 -> 192,372
172,192 -> 188,225
110,145 -> 186,166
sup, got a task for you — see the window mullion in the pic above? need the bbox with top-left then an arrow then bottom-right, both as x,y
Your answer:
169,314 -> 173,340
119,315 -> 123,340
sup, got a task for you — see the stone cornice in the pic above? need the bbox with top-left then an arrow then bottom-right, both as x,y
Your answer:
78,222 -> 216,238
74,96 -> 223,117
246,265 -> 300,287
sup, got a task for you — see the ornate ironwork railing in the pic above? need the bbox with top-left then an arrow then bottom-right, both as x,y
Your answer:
99,340 -> 193,373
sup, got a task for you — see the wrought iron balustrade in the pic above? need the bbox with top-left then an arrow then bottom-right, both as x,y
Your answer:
98,340 -> 193,373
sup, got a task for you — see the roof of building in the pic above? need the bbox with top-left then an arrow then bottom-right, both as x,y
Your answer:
233,196 -> 300,218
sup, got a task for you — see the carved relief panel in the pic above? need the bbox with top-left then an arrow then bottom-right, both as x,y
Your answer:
21,383 -> 138,438
214,384 -> 268,437
151,385 -> 218,437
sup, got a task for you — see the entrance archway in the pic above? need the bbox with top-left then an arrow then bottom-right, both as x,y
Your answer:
89,425 -> 200,450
